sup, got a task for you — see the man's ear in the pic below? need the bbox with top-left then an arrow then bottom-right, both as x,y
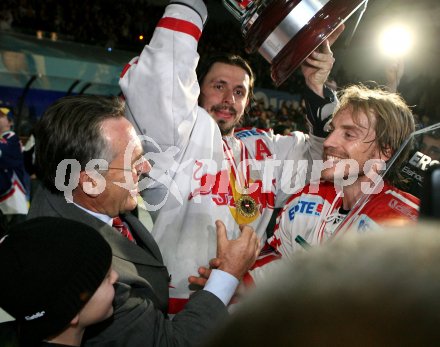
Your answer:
381,146 -> 394,162
78,170 -> 101,198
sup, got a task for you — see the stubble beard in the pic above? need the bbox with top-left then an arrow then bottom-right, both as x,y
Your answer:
218,120 -> 236,137
209,104 -> 242,137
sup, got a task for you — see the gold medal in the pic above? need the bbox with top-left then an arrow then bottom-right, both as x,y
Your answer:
223,138 -> 259,222
236,194 -> 258,218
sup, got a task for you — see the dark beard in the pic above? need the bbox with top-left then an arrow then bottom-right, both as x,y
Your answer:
217,120 -> 236,136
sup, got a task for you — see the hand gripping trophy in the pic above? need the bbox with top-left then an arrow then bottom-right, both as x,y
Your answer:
223,0 -> 368,86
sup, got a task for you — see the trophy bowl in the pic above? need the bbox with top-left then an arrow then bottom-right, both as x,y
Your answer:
223,0 -> 367,86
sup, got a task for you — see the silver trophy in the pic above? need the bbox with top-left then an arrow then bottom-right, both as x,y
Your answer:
223,0 -> 367,86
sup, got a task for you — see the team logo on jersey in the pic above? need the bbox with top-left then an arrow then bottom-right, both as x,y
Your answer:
355,215 -> 377,233
388,199 -> 418,221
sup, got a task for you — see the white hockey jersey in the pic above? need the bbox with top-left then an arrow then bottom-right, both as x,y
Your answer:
119,2 -> 332,312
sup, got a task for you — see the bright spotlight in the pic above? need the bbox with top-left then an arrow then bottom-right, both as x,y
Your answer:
379,25 -> 413,57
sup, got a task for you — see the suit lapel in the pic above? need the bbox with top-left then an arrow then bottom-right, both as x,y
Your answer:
42,190 -> 164,268
122,214 -> 163,263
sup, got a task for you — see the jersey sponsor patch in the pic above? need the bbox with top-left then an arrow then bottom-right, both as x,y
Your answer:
288,198 -> 323,221
235,129 -> 262,139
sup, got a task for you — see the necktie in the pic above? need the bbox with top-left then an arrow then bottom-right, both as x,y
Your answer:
112,217 -> 135,242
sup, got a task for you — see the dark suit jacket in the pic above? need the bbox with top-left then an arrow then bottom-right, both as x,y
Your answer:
28,187 -> 227,347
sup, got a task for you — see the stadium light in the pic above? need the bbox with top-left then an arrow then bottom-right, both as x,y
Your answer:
379,24 -> 413,57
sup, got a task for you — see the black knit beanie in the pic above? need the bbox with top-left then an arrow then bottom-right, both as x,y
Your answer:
0,217 -> 113,343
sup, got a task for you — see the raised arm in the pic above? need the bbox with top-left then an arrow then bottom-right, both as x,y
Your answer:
119,1 -> 208,152
301,25 -> 344,138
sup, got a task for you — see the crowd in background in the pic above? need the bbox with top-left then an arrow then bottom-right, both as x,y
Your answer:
0,0 -> 162,50
1,0 -> 440,132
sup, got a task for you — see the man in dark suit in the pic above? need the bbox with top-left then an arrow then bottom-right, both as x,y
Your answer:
28,95 -> 259,346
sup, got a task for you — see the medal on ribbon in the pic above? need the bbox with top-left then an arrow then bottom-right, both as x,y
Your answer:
236,191 -> 258,218
223,139 -> 259,221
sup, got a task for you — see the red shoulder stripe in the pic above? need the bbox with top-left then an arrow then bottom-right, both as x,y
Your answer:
120,58 -> 138,78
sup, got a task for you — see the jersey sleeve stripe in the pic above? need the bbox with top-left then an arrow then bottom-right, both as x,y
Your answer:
157,17 -> 202,42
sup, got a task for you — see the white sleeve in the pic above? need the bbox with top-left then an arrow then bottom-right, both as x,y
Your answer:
119,3 -> 204,153
308,133 -> 325,161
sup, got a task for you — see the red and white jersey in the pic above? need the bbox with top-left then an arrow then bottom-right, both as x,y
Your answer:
248,181 -> 420,284
119,3 -> 330,312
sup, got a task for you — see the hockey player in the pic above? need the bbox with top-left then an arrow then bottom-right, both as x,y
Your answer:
248,84 -> 420,284
119,0 -> 341,312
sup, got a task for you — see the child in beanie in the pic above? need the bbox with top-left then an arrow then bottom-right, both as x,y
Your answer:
0,217 -> 118,346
